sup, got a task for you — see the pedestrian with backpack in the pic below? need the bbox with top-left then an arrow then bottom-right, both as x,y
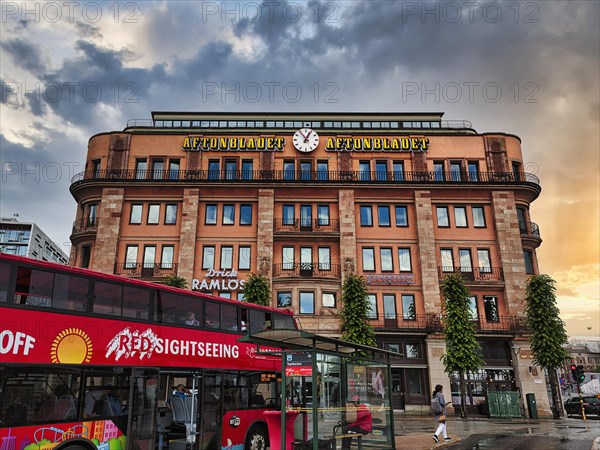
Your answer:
431,384 -> 451,443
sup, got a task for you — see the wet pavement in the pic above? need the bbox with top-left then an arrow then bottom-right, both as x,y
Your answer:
393,415 -> 600,450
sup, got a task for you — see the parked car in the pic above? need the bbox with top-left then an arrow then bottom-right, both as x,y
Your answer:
564,396 -> 600,416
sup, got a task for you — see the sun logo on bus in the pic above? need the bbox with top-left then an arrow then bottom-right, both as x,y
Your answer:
50,328 -> 93,364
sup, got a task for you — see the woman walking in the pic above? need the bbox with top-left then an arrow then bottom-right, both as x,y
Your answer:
432,384 -> 451,443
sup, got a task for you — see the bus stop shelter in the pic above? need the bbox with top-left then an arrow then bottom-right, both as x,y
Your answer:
240,329 -> 398,450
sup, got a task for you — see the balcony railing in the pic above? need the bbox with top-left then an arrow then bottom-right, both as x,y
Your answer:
71,169 -> 540,186
114,263 -> 178,278
519,221 -> 541,238
273,218 -> 340,232
272,263 -> 341,279
72,217 -> 98,234
372,314 -> 526,334
438,266 -> 504,282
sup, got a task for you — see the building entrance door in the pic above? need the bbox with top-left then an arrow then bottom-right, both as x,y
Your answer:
391,370 -> 405,410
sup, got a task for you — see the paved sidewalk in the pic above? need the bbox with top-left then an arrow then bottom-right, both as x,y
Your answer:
395,433 -> 459,450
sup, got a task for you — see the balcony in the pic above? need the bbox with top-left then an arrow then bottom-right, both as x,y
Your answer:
70,217 -> 98,242
374,314 -> 442,332
438,266 -> 504,283
273,218 -> 340,233
519,220 -> 542,247
272,263 -> 341,279
70,169 -> 540,189
474,315 -> 527,334
114,263 -> 178,278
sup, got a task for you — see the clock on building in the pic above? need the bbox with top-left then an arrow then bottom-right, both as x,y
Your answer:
292,128 -> 319,153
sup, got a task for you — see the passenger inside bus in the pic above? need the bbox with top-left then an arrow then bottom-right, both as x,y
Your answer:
184,311 -> 199,326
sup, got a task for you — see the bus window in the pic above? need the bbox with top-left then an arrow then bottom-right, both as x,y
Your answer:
221,304 -> 238,331
53,273 -> 89,312
157,291 -> 197,324
93,281 -> 123,316
122,286 -> 151,320
248,310 -> 267,334
204,302 -> 220,329
273,313 -> 295,330
0,261 -> 12,302
15,266 -> 54,307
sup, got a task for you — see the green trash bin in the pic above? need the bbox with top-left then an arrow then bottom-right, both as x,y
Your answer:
526,393 -> 538,419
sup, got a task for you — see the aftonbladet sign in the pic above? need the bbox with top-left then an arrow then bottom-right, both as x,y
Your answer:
0,308 -> 279,370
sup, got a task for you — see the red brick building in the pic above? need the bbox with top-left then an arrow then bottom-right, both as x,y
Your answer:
69,112 -> 549,416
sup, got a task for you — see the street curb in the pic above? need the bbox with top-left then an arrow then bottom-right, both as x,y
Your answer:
591,436 -> 599,450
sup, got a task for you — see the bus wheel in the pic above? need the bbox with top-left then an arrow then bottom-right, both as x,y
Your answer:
55,441 -> 96,450
245,424 -> 268,450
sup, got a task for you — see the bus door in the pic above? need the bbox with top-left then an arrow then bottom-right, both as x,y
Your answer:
198,372 -> 222,450
127,368 -> 160,450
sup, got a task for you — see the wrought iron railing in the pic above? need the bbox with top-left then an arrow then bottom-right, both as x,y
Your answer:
114,263 -> 178,277
72,217 -> 98,234
272,263 -> 341,279
372,314 -> 526,334
273,218 -> 340,232
519,221 -> 541,238
438,266 -> 504,282
71,169 -> 540,186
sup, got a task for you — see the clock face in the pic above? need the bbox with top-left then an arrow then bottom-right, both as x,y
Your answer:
292,128 -> 319,153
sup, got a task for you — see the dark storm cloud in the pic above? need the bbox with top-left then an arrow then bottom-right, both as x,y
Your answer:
1,38 -> 48,75
25,92 -> 46,116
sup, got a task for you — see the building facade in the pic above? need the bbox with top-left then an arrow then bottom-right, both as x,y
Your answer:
0,217 -> 68,264
69,112 -> 549,416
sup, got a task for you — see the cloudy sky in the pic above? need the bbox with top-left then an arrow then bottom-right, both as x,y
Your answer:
1,1 -> 598,337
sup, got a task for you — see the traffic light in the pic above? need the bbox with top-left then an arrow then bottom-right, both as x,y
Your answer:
570,364 -> 578,381
576,365 -> 585,383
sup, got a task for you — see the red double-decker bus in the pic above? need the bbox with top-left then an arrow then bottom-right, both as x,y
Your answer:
0,254 -> 296,450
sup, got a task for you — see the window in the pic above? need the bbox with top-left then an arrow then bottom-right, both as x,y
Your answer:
135,159 -> 147,179
161,246 -> 174,269
467,296 -> 478,320
484,296 -> 499,322
93,281 -> 122,316
165,204 -> 177,224
130,204 -> 142,224
300,205 -> 312,229
375,161 -> 387,181
81,245 -> 91,268
205,204 -> 217,224
402,294 -> 416,320
449,161 -> 462,181
383,294 -> 396,319
125,245 -> 138,269
378,205 -> 391,226
278,292 -> 292,307
395,205 -> 408,226
467,161 -> 479,181
477,249 -> 491,273
524,250 -> 534,274
433,161 -> 445,181
300,247 -> 312,270
512,161 -> 521,180
223,205 -> 235,225
300,161 -> 312,180
282,205 -> 295,225
239,246 -> 251,270
322,292 -> 336,307
362,248 -> 375,271
398,248 -> 412,271
202,246 -> 215,270
284,160 -> 295,180
472,207 -> 486,227
299,292 -> 315,314
436,206 -> 449,227
359,161 -> 370,181
240,205 -> 252,225
317,160 -> 328,180
225,160 -> 237,180
393,161 -> 404,181
317,205 -> 330,226
241,160 -> 253,180
152,159 -> 164,179
318,247 -> 330,270
380,248 -> 393,272
282,246 -> 295,270
148,204 -> 160,224
92,159 -> 101,177
207,160 -> 220,180
87,203 -> 98,225
221,246 -> 233,269
454,207 -> 467,227
169,159 -> 180,179
440,249 -> 454,271
143,246 -> 156,269
406,343 -> 421,358
459,249 -> 472,272
219,292 -> 231,299
367,294 -> 377,319
360,205 -> 373,226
